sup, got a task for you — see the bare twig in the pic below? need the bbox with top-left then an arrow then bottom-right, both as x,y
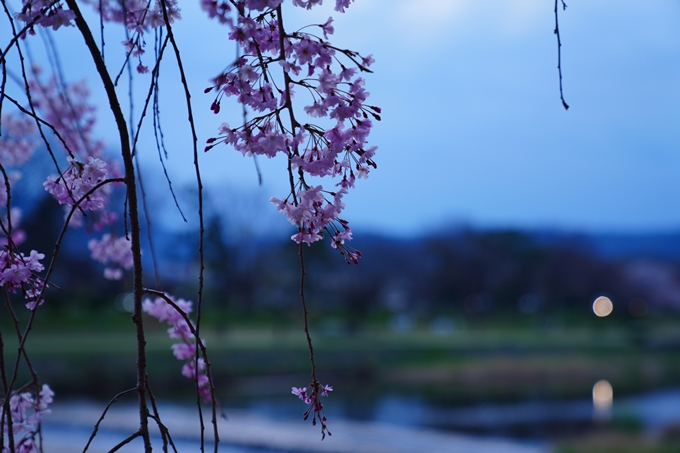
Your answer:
298,243 -> 318,385
146,381 -> 180,453
554,0 -> 569,110
107,431 -> 142,453
64,1 -> 153,450
82,388 -> 137,452
156,2 -> 215,450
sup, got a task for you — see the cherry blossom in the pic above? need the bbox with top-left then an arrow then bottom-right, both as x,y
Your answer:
0,113 -> 39,167
0,249 -> 45,309
14,0 -> 75,33
33,75 -> 120,232
4,1 -> 379,442
204,0 -> 379,261
291,382 -> 333,438
0,113 -> 39,247
143,295 -> 211,402
79,0 -> 181,70
28,75 -> 107,159
1,384 -> 54,452
28,74 -> 123,276
44,156 -> 109,209
87,234 -> 133,281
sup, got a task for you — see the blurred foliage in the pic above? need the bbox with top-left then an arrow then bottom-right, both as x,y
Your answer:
5,323 -> 680,403
16,190 -> 680,333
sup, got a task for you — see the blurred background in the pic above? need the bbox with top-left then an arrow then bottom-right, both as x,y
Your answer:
2,0 -> 680,452
7,179 -> 680,452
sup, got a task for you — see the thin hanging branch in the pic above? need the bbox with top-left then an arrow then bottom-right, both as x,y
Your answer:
64,1 -> 153,450
156,2 -> 215,450
82,388 -> 137,452
554,0 -> 569,110
298,243 -> 317,385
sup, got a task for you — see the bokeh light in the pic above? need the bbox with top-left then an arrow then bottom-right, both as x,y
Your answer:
592,379 -> 613,411
593,296 -> 613,317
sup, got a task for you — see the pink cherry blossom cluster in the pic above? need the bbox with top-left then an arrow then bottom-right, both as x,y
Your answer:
32,74 -> 119,226
26,73 -> 126,278
0,173 -> 21,216
80,0 -> 181,26
0,113 -> 39,168
16,0 -> 180,72
14,0 -> 75,33
43,156 -> 109,211
87,234 -> 133,281
291,383 -> 333,438
199,0 -> 232,25
0,249 -> 45,310
0,111 -> 47,309
142,295 -> 211,402
0,113 -> 40,249
83,0 -> 181,73
28,74 -> 107,159
281,0 -> 354,13
0,209 -> 27,249
1,384 -> 54,453
5,2 -> 379,440
203,0 -> 378,264
0,76 -> 123,286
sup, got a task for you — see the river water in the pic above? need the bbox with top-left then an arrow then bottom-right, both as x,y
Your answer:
232,386 -> 680,438
39,387 -> 680,452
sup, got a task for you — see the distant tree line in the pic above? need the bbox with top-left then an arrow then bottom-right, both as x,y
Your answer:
20,192 -> 680,325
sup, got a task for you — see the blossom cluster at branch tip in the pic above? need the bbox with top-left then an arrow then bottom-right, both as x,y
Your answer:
86,0 -> 181,72
202,0 -> 379,262
292,382 -> 333,438
44,156 -> 108,210
143,295 -> 211,402
0,112 -> 48,310
88,234 -> 133,281
1,384 -> 54,453
0,113 -> 39,167
0,115 -> 34,248
25,73 -> 124,279
15,0 -> 182,65
290,0 -> 355,12
15,0 -> 75,32
0,249 -> 46,310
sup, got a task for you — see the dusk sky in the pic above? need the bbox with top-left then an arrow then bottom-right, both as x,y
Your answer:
166,0 -> 680,237
5,1 -> 680,238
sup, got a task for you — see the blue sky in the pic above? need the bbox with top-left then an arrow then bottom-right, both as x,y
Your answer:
171,0 -> 680,237
5,1 -> 680,237
305,0 -> 680,235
